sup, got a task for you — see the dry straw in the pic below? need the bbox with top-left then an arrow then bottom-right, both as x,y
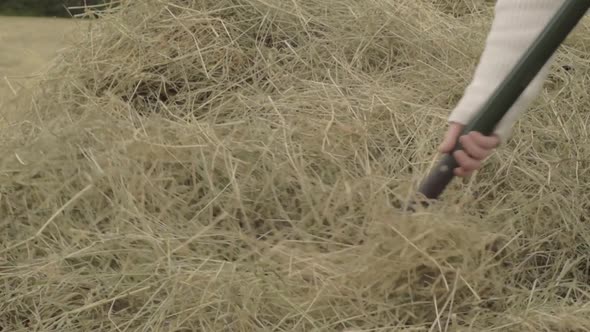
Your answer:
1,0 -> 590,331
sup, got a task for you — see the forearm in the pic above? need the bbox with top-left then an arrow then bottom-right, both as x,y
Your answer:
448,0 -> 565,142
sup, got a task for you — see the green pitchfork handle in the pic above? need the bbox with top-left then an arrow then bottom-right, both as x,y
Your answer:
416,0 -> 590,202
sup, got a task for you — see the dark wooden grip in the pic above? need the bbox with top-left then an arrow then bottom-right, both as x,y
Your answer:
417,154 -> 458,200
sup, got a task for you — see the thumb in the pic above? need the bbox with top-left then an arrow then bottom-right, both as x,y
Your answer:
438,122 -> 464,153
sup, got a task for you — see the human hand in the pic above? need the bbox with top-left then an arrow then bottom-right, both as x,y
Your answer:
438,122 -> 500,177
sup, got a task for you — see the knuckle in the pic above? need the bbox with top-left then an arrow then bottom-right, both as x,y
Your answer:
464,145 -> 480,156
465,158 -> 478,169
473,131 -> 484,139
474,149 -> 487,160
456,151 -> 468,162
465,143 -> 485,159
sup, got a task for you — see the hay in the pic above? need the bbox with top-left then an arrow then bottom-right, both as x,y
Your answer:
1,0 -> 590,330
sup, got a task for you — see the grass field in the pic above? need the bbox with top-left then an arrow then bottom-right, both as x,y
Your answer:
2,1 -> 590,331
0,16 -> 77,104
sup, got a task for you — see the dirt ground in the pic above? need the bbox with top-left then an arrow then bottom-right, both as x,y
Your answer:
0,16 -> 77,105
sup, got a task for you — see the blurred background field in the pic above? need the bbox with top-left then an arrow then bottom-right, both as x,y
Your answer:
0,0 -> 102,105
0,17 -> 78,105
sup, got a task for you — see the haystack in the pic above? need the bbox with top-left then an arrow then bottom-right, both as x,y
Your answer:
2,0 -> 590,330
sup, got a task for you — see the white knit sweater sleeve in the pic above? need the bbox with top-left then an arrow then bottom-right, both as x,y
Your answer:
448,0 -> 566,142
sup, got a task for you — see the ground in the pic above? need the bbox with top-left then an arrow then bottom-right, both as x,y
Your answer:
0,16 -> 76,105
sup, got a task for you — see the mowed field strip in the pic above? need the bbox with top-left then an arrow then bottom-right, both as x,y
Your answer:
0,16 -> 78,104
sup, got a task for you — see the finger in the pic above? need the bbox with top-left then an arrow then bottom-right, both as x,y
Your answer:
467,131 -> 500,150
438,123 -> 464,153
459,135 -> 489,160
453,150 -> 481,172
454,167 -> 473,177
